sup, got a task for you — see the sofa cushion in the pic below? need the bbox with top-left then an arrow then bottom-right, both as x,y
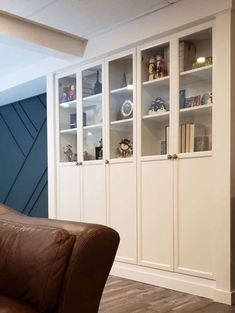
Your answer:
0,296 -> 39,313
0,220 -> 75,312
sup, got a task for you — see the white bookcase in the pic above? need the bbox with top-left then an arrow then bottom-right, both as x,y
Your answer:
50,12 -> 235,304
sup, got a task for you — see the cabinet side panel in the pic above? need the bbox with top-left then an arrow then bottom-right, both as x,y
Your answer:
176,157 -> 215,279
109,163 -> 137,263
58,166 -> 81,221
140,160 -> 173,270
82,164 -> 106,225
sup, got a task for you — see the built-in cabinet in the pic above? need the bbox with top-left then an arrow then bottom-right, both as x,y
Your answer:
55,22 -> 215,288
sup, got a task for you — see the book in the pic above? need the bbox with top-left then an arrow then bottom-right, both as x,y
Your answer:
181,124 -> 186,153
185,123 -> 190,153
189,124 -> 195,152
179,89 -> 186,109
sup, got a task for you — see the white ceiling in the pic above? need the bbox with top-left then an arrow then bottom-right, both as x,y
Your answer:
0,0 -> 179,39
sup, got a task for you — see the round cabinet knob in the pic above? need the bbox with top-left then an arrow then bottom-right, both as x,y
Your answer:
105,160 -> 109,164
172,154 -> 178,159
76,162 -> 79,166
167,154 -> 172,160
79,162 -> 83,165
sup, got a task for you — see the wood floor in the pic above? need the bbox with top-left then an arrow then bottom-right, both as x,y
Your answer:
99,276 -> 235,313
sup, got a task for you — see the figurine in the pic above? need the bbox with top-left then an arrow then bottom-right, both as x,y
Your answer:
93,70 -> 102,94
64,144 -> 73,162
148,56 -> 156,80
95,138 -> 103,160
117,138 -> 133,158
149,97 -> 168,115
156,55 -> 167,78
121,72 -> 127,88
62,86 -> 69,102
68,84 -> 76,101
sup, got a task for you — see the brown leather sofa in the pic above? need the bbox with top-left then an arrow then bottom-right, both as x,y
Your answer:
0,204 -> 120,313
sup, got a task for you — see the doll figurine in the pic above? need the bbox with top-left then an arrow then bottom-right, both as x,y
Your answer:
148,56 -> 156,80
156,55 -> 167,78
117,139 -> 133,158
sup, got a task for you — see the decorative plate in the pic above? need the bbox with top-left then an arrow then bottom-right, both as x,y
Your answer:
121,99 -> 133,119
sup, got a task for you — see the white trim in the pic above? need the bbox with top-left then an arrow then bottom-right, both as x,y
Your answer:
111,262 -> 216,300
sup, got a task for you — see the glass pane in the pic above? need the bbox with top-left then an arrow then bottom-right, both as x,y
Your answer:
141,42 -> 170,156
58,74 -> 77,162
82,65 -> 103,160
179,29 -> 212,153
109,55 -> 134,159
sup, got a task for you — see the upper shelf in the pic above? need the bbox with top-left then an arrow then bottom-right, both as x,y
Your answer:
142,76 -> 169,90
83,93 -> 102,107
180,104 -> 212,118
59,100 -> 77,109
180,65 -> 212,85
142,111 -> 169,123
110,85 -> 133,97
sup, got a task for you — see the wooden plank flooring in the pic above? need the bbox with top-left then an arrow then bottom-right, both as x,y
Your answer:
99,276 -> 235,313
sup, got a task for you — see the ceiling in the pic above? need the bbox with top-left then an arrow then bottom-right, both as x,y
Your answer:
0,0 -> 179,39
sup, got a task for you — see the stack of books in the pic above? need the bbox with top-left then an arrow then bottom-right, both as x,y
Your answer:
180,123 -> 209,153
180,123 -> 195,153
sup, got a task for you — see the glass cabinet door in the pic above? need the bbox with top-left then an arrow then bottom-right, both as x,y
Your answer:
58,73 -> 78,163
141,42 -> 170,156
179,28 -> 212,153
108,54 -> 134,159
82,64 -> 103,161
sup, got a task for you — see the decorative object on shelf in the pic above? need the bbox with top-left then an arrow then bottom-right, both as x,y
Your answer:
185,95 -> 200,108
121,72 -> 127,88
192,56 -> 213,69
83,112 -> 87,126
179,41 -> 196,71
194,136 -> 209,152
120,99 -> 133,119
95,139 -> 103,160
83,150 -> 93,161
156,55 -> 167,78
201,92 -> 212,105
93,70 -> 102,95
68,84 -> 76,101
95,105 -> 102,124
61,86 -> 69,103
148,56 -> 156,80
148,97 -> 168,115
64,144 -> 73,162
70,113 -> 76,128
161,141 -> 167,155
179,89 -> 186,109
117,138 -> 133,158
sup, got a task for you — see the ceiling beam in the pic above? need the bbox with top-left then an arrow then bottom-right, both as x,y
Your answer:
0,10 -> 86,58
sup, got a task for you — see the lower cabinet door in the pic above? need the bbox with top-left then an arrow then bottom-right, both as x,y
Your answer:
58,165 -> 81,221
109,162 -> 137,264
175,156 -> 215,279
82,163 -> 106,225
139,160 -> 174,271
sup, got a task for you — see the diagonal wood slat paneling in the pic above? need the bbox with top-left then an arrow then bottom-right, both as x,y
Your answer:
0,93 -> 48,217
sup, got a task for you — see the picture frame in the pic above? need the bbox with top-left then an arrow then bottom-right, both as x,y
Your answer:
185,95 -> 200,108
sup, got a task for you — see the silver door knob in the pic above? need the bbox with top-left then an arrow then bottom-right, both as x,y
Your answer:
167,154 -> 172,160
172,154 -> 178,159
105,160 -> 109,164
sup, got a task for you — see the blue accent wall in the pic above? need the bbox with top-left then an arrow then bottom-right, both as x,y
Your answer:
0,94 -> 48,217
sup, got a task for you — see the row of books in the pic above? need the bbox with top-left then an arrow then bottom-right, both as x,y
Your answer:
180,123 -> 209,153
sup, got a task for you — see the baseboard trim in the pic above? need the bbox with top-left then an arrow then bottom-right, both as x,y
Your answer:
110,262 -> 232,304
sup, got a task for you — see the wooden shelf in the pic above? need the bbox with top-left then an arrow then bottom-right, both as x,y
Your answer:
110,118 -> 133,126
60,128 -> 77,134
180,65 -> 212,85
83,93 -> 102,108
83,123 -> 102,130
142,76 -> 169,87
180,104 -> 212,118
142,111 -> 169,123
110,85 -> 133,97
59,100 -> 77,108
